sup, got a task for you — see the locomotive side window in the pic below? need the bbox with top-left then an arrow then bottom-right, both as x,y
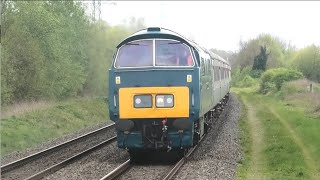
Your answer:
155,40 -> 193,66
115,40 -> 153,67
207,59 -> 211,74
201,58 -> 205,74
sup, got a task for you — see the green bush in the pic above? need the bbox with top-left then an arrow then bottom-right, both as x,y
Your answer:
260,68 -> 303,94
249,69 -> 264,78
238,75 -> 258,88
231,67 -> 259,88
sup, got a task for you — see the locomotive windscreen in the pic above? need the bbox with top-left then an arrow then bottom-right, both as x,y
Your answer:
115,40 -> 153,68
115,39 -> 194,68
155,40 -> 193,66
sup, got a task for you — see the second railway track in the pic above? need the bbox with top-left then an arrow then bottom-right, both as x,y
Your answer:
1,123 -> 116,180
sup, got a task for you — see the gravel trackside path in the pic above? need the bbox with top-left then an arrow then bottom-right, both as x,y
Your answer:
174,93 -> 241,180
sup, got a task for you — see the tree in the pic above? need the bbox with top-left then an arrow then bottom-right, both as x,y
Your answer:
233,33 -> 287,72
1,1 -> 90,104
252,45 -> 269,71
292,45 -> 320,82
1,1 -> 147,105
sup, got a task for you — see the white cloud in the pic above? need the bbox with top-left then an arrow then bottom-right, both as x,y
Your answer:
100,1 -> 320,52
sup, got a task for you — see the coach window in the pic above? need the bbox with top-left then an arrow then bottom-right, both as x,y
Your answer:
222,68 -> 225,80
221,68 -> 224,80
155,40 -> 194,67
214,66 -> 218,81
224,68 -> 228,79
115,40 -> 153,68
215,67 -> 218,81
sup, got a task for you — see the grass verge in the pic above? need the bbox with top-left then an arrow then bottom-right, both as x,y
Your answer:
233,89 -> 253,180
1,97 -> 110,157
234,87 -> 320,179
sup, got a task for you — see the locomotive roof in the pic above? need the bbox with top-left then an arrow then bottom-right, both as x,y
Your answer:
117,27 -> 230,66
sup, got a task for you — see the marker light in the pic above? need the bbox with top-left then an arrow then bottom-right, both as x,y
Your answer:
115,76 -> 121,84
187,75 -> 192,82
135,98 -> 141,104
166,97 -> 173,104
134,95 -> 152,108
156,95 -> 174,108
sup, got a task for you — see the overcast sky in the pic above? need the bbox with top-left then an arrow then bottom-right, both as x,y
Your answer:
100,1 -> 320,52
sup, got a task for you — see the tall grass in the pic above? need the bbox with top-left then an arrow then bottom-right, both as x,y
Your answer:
1,100 -> 55,119
281,79 -> 320,116
1,97 -> 110,156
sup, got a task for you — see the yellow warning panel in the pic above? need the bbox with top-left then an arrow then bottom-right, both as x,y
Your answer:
119,87 -> 189,119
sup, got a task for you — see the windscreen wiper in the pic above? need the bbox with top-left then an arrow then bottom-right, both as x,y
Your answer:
125,42 -> 140,45
168,41 -> 183,44
125,42 -> 149,46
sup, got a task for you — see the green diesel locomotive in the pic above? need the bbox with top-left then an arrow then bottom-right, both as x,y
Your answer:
108,27 -> 231,155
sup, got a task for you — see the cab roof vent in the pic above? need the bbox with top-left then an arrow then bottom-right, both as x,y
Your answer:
147,27 -> 161,32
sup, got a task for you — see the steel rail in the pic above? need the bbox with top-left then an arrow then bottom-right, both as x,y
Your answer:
25,136 -> 117,180
162,95 -> 229,180
1,123 -> 115,174
99,159 -> 131,180
162,133 -> 207,180
99,94 -> 229,180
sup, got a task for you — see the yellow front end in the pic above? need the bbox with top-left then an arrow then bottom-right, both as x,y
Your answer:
119,87 -> 189,119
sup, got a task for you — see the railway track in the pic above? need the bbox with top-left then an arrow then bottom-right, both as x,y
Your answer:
99,133 -> 207,180
1,123 -> 116,180
98,97 -> 228,180
1,97 -> 229,180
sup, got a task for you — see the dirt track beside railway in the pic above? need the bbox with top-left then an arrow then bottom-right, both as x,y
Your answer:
174,93 -> 241,180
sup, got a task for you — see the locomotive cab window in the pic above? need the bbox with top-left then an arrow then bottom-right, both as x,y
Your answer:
115,40 -> 153,68
155,40 -> 194,67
